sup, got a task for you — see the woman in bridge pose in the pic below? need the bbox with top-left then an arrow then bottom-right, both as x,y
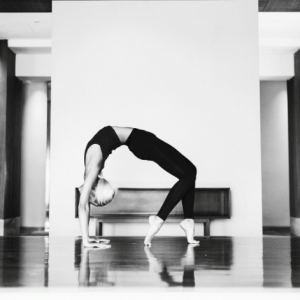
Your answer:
79,126 -> 199,248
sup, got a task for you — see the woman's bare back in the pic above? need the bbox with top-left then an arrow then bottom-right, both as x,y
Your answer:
111,126 -> 133,144
84,126 -> 133,177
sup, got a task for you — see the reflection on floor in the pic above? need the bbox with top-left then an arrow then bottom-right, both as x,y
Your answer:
0,236 -> 299,290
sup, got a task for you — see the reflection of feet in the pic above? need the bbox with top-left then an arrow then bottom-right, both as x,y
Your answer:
180,219 -> 200,244
181,244 -> 198,268
144,215 -> 164,246
144,246 -> 163,272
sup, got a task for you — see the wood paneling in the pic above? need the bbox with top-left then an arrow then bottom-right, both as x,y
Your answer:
76,187 -> 230,237
0,0 -> 51,12
287,49 -> 300,220
0,40 -> 22,220
259,0 -> 270,11
261,0 -> 300,12
75,187 -> 230,218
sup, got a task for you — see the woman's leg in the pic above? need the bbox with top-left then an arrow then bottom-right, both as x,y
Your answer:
143,136 -> 198,245
150,137 -> 197,220
179,184 -> 199,244
182,183 -> 195,219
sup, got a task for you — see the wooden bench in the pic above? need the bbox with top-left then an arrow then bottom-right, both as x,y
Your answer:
75,188 -> 231,237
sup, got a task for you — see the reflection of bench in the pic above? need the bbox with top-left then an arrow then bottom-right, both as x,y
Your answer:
75,188 -> 231,237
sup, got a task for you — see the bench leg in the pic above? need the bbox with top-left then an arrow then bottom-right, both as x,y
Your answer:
204,220 -> 210,237
96,221 -> 103,237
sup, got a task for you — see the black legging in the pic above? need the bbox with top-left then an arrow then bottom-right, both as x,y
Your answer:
125,128 -> 197,221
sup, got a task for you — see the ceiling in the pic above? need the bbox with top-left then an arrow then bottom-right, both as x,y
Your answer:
0,0 -> 300,12
0,13 -> 52,39
259,13 -> 300,54
1,3 -> 300,56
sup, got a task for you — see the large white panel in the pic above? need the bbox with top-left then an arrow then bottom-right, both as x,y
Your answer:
50,1 -> 261,236
16,53 -> 51,80
259,54 -> 294,80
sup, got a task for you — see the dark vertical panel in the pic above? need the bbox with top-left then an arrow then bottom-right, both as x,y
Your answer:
0,42 -> 7,220
45,82 -> 51,231
291,238 -> 300,287
5,46 -> 20,219
0,237 -> 21,286
5,76 -> 22,219
287,49 -> 300,219
0,40 -> 22,221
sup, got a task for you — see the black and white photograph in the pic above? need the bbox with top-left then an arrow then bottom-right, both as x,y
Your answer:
0,0 -> 300,299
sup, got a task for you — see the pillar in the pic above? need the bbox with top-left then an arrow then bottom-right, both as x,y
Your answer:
287,49 -> 300,236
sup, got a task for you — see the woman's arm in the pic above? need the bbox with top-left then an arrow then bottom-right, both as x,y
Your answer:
79,144 -> 110,248
78,165 -> 99,247
79,167 -> 110,248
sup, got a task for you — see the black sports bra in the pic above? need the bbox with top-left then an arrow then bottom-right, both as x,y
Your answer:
84,126 -> 122,168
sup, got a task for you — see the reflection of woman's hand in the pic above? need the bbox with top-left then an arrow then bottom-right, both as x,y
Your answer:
88,238 -> 110,244
83,241 -> 111,249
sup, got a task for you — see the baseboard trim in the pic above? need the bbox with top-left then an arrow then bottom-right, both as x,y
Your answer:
0,217 -> 20,236
290,217 -> 300,236
20,226 -> 45,231
263,226 -> 290,229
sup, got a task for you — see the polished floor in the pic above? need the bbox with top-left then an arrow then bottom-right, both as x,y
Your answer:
0,235 -> 299,291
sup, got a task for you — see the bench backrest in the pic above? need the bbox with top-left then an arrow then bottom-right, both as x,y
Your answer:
75,188 -> 230,218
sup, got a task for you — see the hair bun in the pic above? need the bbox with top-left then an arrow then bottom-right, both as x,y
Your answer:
95,177 -> 116,206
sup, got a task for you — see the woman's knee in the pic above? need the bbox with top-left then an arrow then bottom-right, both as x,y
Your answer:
192,164 -> 197,178
182,164 -> 197,182
189,164 -> 197,179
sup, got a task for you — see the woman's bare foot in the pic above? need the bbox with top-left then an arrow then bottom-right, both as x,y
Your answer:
144,215 -> 164,246
180,219 -> 200,244
144,246 -> 163,272
180,244 -> 199,268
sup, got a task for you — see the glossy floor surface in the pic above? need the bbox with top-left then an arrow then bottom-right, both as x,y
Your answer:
0,236 -> 299,290
0,236 -> 300,292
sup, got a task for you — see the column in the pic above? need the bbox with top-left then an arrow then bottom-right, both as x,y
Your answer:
287,49 -> 300,236
20,81 -> 47,228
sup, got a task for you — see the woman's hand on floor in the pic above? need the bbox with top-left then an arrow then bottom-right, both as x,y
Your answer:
83,240 -> 111,249
88,237 -> 110,244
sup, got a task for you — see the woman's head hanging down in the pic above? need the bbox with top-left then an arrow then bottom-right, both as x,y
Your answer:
78,126 -> 199,248
79,175 -> 116,207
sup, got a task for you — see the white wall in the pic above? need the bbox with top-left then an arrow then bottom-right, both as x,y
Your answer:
16,54 -> 51,81
260,81 -> 289,226
50,0 -> 261,237
20,81 -> 47,227
259,54 -> 294,81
